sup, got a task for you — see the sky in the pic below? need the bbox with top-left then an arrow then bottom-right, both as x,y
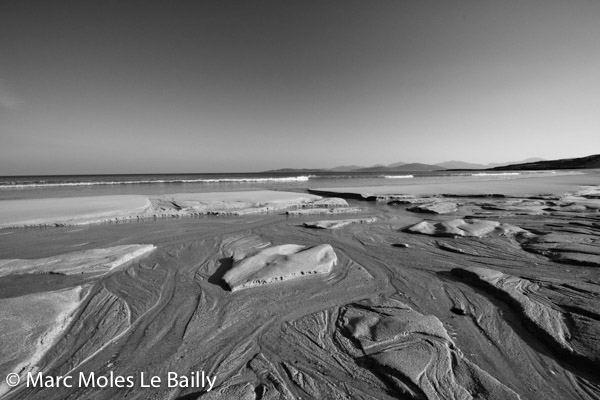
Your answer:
1,0 -> 599,174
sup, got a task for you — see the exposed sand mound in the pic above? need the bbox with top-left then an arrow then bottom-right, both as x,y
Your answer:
475,199 -> 549,215
222,244 -> 337,291
0,245 -> 156,277
0,195 -> 151,228
521,233 -> 600,267
286,207 -> 362,216
0,286 -> 89,397
153,191 -> 325,216
387,195 -> 440,205
407,218 -> 532,238
435,240 -> 478,255
452,267 -> 600,368
341,298 -> 521,400
407,201 -> 458,214
576,185 -> 600,199
303,217 -> 376,229
0,192 -> 343,228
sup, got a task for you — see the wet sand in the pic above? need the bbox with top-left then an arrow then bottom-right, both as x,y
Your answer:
309,171 -> 597,198
0,172 -> 599,399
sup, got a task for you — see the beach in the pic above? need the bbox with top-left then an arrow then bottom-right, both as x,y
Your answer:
1,170 -> 599,399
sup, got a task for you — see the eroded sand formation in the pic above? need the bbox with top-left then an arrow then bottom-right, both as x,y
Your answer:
222,244 -> 337,291
0,245 -> 156,278
303,217 -> 377,229
0,175 -> 599,399
0,191 -> 354,228
407,219 -> 532,238
407,202 -> 459,214
0,286 -> 89,397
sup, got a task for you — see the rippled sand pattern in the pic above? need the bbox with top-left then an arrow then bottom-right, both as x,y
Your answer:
0,174 -> 599,399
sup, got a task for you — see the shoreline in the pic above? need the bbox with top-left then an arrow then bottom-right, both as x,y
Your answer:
1,172 -> 597,229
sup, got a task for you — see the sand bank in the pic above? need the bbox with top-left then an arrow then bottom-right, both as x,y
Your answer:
0,191 -> 355,228
303,217 -> 377,229
0,245 -> 156,278
0,195 -> 151,228
153,191 -> 335,216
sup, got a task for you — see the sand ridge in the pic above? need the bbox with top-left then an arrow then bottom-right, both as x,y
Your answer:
0,191 -> 356,228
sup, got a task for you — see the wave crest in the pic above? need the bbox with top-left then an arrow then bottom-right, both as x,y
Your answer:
381,175 -> 414,179
0,175 -> 313,188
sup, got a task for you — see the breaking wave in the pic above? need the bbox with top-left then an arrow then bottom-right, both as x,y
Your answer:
0,176 -> 314,189
381,175 -> 414,179
470,173 -> 520,176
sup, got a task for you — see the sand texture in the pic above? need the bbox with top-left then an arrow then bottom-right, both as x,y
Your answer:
0,286 -> 89,397
0,245 -> 156,277
1,173 -> 599,399
286,207 -> 362,216
222,244 -> 337,291
0,191 -> 355,228
407,201 -> 459,214
152,191 -> 329,216
303,217 -> 377,229
407,218 -> 532,238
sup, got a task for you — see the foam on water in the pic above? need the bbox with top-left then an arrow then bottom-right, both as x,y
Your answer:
381,175 -> 414,179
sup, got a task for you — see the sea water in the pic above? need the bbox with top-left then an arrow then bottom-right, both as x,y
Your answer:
0,171 -> 555,201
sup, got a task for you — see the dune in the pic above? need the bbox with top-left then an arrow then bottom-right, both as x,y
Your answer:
222,244 -> 337,291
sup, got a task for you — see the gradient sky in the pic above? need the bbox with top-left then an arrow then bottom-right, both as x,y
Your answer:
1,1 -> 599,174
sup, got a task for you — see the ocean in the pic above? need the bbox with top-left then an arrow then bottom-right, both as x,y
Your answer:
0,170 -> 549,201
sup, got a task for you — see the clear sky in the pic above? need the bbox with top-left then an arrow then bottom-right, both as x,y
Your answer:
1,1 -> 599,174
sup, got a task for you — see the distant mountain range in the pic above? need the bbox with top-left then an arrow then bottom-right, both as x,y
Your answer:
328,165 -> 365,172
327,157 -> 546,172
491,154 -> 600,170
436,158 -> 544,170
264,155 -> 600,173
265,162 -> 444,173
352,163 -> 445,172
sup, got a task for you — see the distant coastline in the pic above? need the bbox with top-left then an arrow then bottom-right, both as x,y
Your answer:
264,153 -> 600,173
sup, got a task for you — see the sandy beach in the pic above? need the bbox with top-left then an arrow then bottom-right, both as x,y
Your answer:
0,172 -> 599,399
4,0 -> 600,397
